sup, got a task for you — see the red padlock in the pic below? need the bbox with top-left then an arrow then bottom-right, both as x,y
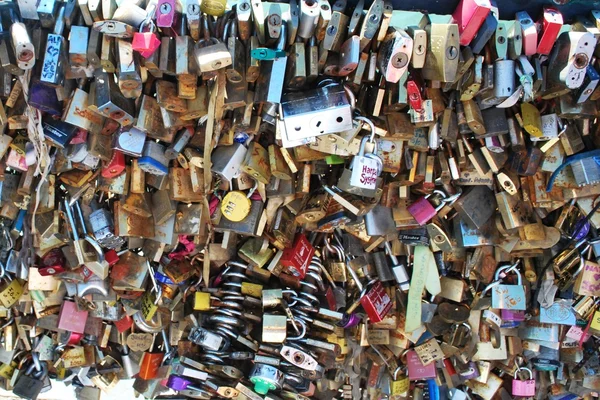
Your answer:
407,79 -> 423,113
451,0 -> 492,46
132,21 -> 162,58
113,314 -> 133,333
360,281 -> 392,323
38,249 -> 67,276
537,7 -> 563,55
57,301 -> 88,334
280,234 -> 315,280
101,150 -> 126,179
104,249 -> 120,267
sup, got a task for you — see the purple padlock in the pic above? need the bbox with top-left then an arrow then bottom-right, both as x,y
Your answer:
29,81 -> 63,116
457,361 -> 480,380
501,309 -> 526,322
167,375 -> 191,391
572,217 -> 591,241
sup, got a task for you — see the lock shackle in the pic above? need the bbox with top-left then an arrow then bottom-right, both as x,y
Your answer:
480,280 -> 502,296
514,367 -> 533,380
286,319 -> 307,341
246,180 -> 259,198
356,116 -> 377,143
494,259 -> 521,281
442,188 -> 462,206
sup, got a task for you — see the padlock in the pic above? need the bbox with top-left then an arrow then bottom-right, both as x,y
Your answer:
194,37 -> 232,73
138,333 -> 165,380
132,20 -> 161,58
407,190 -> 447,226
12,356 -> 47,400
490,262 -> 527,311
377,29 -> 413,83
451,0 -> 492,46
348,120 -> 383,191
516,11 -> 537,56
512,367 -> 535,396
360,281 -> 392,323
423,24 -> 459,83
537,7 -> 563,56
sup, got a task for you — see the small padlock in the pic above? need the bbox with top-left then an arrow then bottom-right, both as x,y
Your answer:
0,275 -> 24,309
132,19 -> 161,58
138,333 -> 164,380
349,118 -> 383,191
407,190 -> 447,226
220,181 -> 258,222
490,262 -> 527,311
360,280 -> 392,323
512,367 -> 535,397
194,37 -> 232,73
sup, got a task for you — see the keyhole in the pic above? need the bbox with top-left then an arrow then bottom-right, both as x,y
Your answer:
160,3 -> 172,14
447,46 -> 458,60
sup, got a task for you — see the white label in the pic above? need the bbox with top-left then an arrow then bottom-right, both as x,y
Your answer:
350,156 -> 379,189
41,35 -> 62,84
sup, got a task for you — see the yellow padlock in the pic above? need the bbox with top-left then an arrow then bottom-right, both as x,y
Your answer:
241,282 -> 263,298
194,292 -> 211,311
521,103 -> 542,137
141,288 -> 160,321
590,310 -> 600,332
0,278 -> 23,308
220,181 -> 258,222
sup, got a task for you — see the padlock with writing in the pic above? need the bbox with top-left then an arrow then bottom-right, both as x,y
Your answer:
349,118 -> 383,191
512,367 -> 535,396
490,262 -> 527,311
360,280 -> 392,323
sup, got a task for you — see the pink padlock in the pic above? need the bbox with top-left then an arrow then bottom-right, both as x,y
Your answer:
407,190 -> 447,225
451,0 -> 492,46
512,367 -> 535,396
516,11 -> 538,56
132,21 -> 162,58
406,350 -> 437,380
156,0 -> 178,34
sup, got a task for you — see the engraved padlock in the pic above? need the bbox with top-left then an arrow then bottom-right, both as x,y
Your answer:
349,118 -> 383,191
490,261 -> 527,311
512,367 -> 535,397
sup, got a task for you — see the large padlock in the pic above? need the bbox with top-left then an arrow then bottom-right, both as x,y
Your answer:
512,367 -> 535,396
490,262 -> 527,311
13,355 -> 47,400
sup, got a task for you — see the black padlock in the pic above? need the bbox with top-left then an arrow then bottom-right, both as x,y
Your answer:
13,356 -> 47,400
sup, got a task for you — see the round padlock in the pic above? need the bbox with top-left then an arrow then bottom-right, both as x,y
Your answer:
220,191 -> 252,222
